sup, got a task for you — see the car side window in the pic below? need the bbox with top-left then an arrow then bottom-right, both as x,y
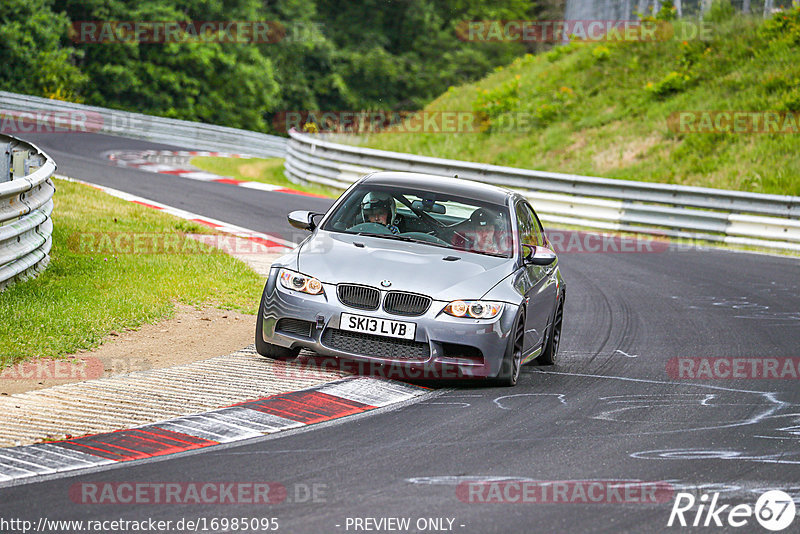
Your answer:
515,202 -> 536,248
523,203 -> 544,246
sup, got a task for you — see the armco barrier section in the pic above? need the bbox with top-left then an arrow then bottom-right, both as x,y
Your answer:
284,129 -> 800,251
0,134 -> 56,291
0,91 -> 287,159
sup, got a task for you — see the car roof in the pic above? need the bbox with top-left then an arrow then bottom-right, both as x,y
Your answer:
361,171 -> 514,205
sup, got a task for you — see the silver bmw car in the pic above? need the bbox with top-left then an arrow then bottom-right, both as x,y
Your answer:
256,171 -> 565,386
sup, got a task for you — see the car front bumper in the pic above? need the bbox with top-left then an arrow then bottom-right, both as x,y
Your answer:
259,268 -> 519,380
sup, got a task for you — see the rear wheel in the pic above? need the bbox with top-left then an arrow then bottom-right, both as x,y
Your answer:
255,296 -> 298,360
538,297 -> 563,366
496,314 -> 525,387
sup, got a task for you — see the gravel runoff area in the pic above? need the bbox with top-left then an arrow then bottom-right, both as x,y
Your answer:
0,346 -> 351,448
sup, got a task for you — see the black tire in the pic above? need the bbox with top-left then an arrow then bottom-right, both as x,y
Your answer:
255,295 -> 298,361
538,296 -> 563,366
496,314 -> 525,387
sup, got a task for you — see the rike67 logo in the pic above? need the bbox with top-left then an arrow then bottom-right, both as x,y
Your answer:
668,490 -> 796,531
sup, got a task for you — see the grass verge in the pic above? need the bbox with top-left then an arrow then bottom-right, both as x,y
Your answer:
348,8 -> 800,196
0,178 -> 263,367
190,156 -> 337,198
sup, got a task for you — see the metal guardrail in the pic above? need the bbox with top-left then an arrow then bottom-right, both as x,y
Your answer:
0,134 -> 56,291
0,91 -> 287,159
284,129 -> 800,252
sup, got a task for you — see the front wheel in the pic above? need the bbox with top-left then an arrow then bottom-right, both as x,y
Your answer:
496,314 -> 525,387
255,296 -> 298,361
538,297 -> 563,366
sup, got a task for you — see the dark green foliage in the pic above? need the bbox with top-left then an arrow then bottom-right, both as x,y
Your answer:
0,0 -> 87,100
2,0 -> 542,132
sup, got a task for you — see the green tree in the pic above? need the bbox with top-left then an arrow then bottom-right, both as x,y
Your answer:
2,0 -> 555,133
53,0 -> 280,130
0,0 -> 86,99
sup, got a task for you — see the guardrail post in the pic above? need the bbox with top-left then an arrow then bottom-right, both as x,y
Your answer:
0,142 -> 9,183
12,148 -> 29,179
25,153 -> 44,175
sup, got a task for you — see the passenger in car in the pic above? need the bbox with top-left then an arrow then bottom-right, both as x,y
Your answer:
452,207 -> 511,255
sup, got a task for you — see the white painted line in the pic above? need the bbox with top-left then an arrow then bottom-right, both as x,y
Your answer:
33,444 -> 115,467
176,171 -> 221,181
0,452 -> 56,475
0,460 -> 39,478
156,414 -> 266,443
210,407 -> 303,433
724,235 -> 800,252
136,164 -> 176,173
2,446 -> 106,473
239,182 -> 283,191
0,449 -> 73,472
317,378 -> 425,407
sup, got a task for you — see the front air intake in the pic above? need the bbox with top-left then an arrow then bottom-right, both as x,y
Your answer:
276,318 -> 313,337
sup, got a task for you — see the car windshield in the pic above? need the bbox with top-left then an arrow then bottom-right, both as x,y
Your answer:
321,185 -> 514,258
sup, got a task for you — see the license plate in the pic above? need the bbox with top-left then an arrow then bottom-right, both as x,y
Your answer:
340,313 -> 416,340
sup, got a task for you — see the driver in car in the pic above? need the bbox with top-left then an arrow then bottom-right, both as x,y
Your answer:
361,192 -> 401,234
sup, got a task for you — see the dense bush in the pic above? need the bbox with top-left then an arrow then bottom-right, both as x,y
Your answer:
1,0 -> 549,133
0,0 -> 86,100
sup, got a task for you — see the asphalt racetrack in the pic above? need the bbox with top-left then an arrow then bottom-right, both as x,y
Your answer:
3,132 -> 799,533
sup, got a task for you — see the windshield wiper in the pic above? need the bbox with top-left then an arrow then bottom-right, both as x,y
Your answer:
355,232 -> 422,243
354,232 -> 451,249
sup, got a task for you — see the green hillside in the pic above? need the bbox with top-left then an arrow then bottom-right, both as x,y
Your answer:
351,6 -> 800,196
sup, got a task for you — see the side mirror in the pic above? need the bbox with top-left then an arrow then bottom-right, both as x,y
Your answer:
522,244 -> 556,266
288,210 -> 318,231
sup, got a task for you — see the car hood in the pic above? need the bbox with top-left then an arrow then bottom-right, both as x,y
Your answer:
296,231 -> 514,301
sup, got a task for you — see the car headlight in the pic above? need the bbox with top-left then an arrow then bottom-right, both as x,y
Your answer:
279,269 -> 324,295
444,300 -> 503,319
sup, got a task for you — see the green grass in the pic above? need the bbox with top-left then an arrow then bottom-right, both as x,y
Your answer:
0,178 -> 264,367
190,156 -> 337,198
348,9 -> 800,196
